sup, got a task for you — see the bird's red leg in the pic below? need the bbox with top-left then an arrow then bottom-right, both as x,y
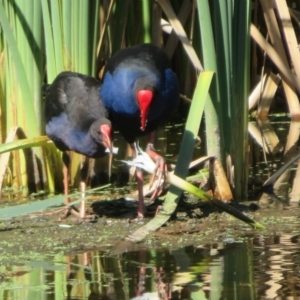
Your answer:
136,168 -> 146,218
62,151 -> 71,204
79,157 -> 100,221
130,143 -> 146,218
61,155 -> 95,221
79,156 -> 91,220
59,154 -> 98,221
63,166 -> 69,201
59,152 -> 79,219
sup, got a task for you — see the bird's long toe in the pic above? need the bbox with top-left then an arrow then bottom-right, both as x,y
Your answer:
146,150 -> 168,201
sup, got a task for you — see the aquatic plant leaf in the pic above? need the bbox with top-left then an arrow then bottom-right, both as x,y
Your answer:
251,24 -> 300,106
156,0 -> 203,71
0,184 -> 110,220
164,0 -> 192,58
0,2 -> 37,137
263,152 -> 300,188
0,195 -> 65,220
211,158 -> 233,201
168,173 -> 264,229
0,136 -> 50,154
249,72 -> 280,114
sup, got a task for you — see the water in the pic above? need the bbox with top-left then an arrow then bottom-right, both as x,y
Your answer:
2,221 -> 300,300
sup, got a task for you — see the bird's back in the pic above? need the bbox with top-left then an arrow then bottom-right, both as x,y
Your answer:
44,72 -> 106,129
44,72 -> 110,157
104,44 -> 171,76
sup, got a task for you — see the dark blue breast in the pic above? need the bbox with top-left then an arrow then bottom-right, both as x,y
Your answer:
46,113 -> 106,158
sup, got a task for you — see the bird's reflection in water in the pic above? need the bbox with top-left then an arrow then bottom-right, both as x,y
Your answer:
62,248 -> 200,300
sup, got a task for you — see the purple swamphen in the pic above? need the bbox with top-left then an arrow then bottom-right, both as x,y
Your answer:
44,71 -> 113,219
100,44 -> 179,218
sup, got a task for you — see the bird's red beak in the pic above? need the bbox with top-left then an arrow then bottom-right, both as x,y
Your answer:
137,90 -> 153,131
100,124 -> 113,153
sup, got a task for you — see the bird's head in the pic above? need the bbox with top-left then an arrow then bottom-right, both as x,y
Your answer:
100,123 -> 113,153
91,119 -> 113,153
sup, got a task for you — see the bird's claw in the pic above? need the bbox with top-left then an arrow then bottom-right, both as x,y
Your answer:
147,151 -> 168,200
122,142 -> 169,202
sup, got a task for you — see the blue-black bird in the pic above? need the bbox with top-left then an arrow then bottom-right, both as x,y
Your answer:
44,71 -> 113,219
100,44 -> 179,218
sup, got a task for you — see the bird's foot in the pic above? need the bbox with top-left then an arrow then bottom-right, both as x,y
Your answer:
58,205 -> 79,221
137,211 -> 145,220
57,205 -> 97,223
27,207 -> 70,218
127,198 -> 146,223
154,205 -> 164,216
130,203 -> 162,223
28,206 -> 97,223
146,144 -> 168,200
128,211 -> 145,223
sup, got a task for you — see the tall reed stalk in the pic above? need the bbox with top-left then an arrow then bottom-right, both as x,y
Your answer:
196,0 -> 251,199
0,0 -> 100,193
